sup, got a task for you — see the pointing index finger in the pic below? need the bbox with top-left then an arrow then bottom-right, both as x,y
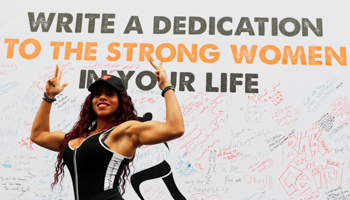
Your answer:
57,68 -> 62,81
149,58 -> 164,70
149,58 -> 159,70
159,60 -> 163,69
55,64 -> 59,78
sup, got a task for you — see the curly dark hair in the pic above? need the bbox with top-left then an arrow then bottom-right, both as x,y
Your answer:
51,91 -> 137,195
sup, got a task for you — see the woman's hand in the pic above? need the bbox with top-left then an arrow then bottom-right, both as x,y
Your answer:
126,59 -> 184,147
45,65 -> 68,98
149,59 -> 172,89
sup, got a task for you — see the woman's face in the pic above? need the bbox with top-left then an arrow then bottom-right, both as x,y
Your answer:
91,83 -> 119,119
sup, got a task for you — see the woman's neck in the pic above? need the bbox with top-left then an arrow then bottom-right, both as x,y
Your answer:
95,118 -> 111,132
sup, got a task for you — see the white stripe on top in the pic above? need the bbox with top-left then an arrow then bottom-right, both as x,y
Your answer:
99,134 -> 132,191
104,153 -> 123,190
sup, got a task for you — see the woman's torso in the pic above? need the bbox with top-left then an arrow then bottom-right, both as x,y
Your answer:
62,128 -> 131,200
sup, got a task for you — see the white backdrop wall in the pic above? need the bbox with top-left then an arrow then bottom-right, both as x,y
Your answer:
1,1 -> 350,199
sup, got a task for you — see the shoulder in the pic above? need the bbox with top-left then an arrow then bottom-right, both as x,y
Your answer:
111,120 -> 141,135
120,120 -> 141,129
108,120 -> 143,148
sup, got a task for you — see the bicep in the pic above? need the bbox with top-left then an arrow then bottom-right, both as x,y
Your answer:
31,131 -> 66,152
128,121 -> 182,146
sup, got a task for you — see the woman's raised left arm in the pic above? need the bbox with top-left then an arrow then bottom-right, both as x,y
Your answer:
126,59 -> 184,146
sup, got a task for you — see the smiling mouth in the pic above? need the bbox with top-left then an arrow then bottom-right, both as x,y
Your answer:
97,103 -> 109,108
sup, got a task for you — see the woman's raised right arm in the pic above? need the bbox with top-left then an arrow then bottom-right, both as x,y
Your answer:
30,65 -> 68,152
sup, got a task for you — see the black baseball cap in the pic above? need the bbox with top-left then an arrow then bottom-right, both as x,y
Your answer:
88,74 -> 127,93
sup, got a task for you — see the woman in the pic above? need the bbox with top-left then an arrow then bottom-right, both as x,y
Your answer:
30,59 -> 185,200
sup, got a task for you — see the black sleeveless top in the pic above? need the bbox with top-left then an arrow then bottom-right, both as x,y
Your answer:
62,128 -> 131,200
